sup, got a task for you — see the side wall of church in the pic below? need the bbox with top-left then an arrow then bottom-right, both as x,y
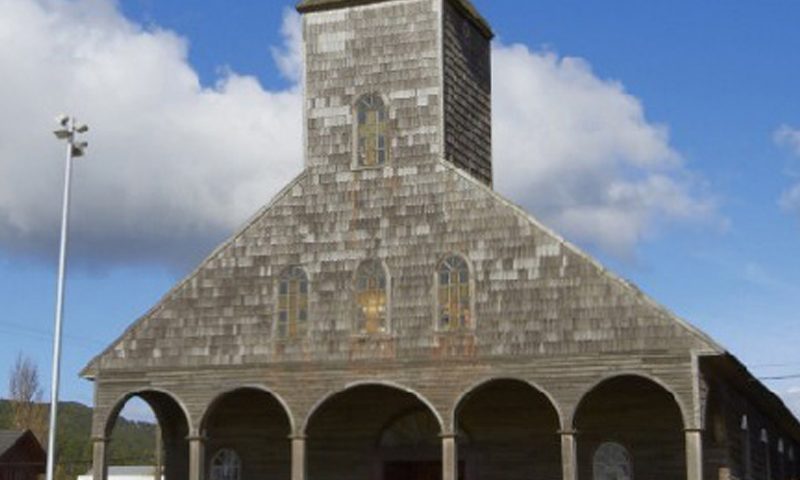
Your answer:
703,370 -> 800,480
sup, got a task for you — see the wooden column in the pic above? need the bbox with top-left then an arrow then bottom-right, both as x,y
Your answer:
686,429 -> 704,480
291,435 -> 306,480
188,435 -> 205,480
442,433 -> 458,480
560,430 -> 578,480
91,437 -> 108,480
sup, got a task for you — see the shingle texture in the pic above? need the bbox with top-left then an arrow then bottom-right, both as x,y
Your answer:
85,160 -> 720,374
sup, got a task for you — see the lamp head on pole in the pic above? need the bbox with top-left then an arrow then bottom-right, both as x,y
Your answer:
53,115 -> 89,157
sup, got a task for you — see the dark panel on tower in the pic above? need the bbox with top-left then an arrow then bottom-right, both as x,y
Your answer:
442,0 -> 493,186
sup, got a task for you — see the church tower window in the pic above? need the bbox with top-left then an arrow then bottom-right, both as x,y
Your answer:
277,266 -> 309,338
437,255 -> 472,331
355,260 -> 389,334
593,442 -> 633,480
210,449 -> 241,480
355,93 -> 389,168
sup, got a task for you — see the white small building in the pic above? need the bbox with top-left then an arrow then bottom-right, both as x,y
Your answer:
78,466 -> 162,480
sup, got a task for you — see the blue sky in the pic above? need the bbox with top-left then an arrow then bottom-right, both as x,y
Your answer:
0,0 -> 799,420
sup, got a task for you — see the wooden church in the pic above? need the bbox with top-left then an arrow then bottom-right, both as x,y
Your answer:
82,1 -> 800,479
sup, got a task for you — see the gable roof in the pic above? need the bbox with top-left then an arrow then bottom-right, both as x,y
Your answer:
81,170 -> 311,378
0,431 -> 24,456
0,430 -> 45,464
296,0 -> 494,39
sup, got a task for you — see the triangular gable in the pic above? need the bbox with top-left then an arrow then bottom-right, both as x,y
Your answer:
83,160 -> 724,377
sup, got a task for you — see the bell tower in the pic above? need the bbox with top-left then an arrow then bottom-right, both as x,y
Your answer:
297,0 -> 494,186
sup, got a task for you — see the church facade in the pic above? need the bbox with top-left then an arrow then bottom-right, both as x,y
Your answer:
82,1 -> 800,480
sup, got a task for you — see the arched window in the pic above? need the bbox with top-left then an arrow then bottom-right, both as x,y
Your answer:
210,449 -> 241,480
742,415 -> 752,480
355,260 -> 388,334
762,429 -> 772,480
437,255 -> 471,330
277,266 -> 309,338
355,93 -> 389,167
593,442 -> 633,480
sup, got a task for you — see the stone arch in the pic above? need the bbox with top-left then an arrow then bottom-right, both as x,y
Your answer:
304,381 -> 444,480
573,374 -> 687,480
451,377 -> 565,432
569,371 -> 691,429
302,380 -> 444,435
453,377 -> 563,480
200,385 -> 296,434
104,388 -> 192,437
200,386 -> 294,480
103,388 -> 191,480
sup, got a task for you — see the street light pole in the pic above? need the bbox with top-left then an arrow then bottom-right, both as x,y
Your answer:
47,115 -> 88,480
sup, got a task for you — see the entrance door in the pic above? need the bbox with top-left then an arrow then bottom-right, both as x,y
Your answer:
384,461 -> 441,480
383,461 -> 466,480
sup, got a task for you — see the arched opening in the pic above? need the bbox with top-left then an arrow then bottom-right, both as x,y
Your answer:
104,390 -> 190,480
455,379 -> 562,480
573,375 -> 686,480
306,384 -> 443,480
201,388 -> 292,480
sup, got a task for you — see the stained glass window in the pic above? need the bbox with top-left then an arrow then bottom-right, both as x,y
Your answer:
438,255 -> 471,330
355,93 -> 389,167
593,442 -> 633,480
210,449 -> 241,480
355,260 -> 388,334
277,266 -> 309,338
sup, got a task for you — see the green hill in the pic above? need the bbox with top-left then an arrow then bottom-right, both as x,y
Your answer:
0,400 -> 157,478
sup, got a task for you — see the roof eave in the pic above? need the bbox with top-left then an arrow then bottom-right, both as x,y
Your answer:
296,0 -> 495,40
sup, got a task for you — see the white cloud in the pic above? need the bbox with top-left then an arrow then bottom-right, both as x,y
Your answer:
493,44 -> 717,258
0,0 -> 302,268
0,1 -> 717,269
271,8 -> 303,82
775,125 -> 800,216
780,184 -> 800,214
775,125 -> 800,157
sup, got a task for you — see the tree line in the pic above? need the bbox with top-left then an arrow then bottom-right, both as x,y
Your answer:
3,354 -> 158,480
